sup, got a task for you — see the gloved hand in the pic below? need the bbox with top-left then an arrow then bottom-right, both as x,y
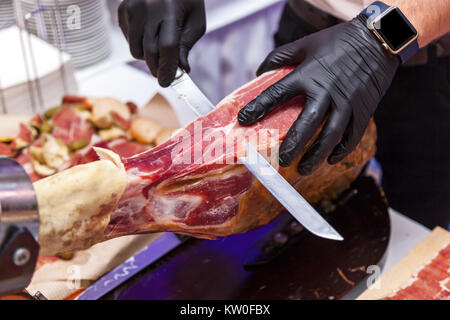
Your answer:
238,15 -> 400,175
118,0 -> 206,87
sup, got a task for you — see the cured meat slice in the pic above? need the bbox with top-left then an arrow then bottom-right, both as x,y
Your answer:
36,67 -> 377,255
52,106 -> 95,146
10,123 -> 34,150
382,243 -> 450,300
0,142 -> 14,157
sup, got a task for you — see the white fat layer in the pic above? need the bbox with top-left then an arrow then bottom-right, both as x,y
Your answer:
439,277 -> 450,293
90,133 -> 102,145
127,166 -> 164,179
149,193 -> 203,222
23,162 -> 33,174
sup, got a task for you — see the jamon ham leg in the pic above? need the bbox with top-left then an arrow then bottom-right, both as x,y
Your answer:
37,67 -> 377,255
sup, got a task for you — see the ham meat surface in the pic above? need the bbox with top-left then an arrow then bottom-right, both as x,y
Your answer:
104,67 -> 377,240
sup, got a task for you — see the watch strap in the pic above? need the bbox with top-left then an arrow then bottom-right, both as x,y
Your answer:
361,1 -> 390,22
399,37 -> 419,64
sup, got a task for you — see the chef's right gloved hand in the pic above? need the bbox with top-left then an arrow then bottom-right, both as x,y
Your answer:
118,0 -> 206,87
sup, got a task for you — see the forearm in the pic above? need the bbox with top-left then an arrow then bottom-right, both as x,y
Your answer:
385,0 -> 450,47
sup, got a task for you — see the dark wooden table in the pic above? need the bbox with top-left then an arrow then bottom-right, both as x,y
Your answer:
104,176 -> 390,300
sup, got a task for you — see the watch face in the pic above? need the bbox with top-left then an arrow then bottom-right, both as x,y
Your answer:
374,8 -> 418,51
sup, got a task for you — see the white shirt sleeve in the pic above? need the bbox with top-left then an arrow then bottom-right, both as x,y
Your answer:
300,0 -> 373,21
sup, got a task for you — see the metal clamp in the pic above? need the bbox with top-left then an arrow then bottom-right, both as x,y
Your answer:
0,157 -> 39,296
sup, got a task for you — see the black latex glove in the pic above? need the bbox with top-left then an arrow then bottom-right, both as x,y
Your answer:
238,15 -> 400,175
118,0 -> 206,87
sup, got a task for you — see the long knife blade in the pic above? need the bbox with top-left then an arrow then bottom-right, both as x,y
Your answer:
171,69 -> 343,241
172,69 -> 215,116
239,143 -> 342,241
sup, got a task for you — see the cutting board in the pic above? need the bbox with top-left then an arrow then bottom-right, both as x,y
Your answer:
358,227 -> 450,300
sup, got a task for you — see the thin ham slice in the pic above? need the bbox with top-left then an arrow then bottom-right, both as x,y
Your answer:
52,106 -> 95,146
0,142 -> 14,157
383,243 -> 450,300
10,123 -> 33,150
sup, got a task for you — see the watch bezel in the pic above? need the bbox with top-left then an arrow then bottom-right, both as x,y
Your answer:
369,6 -> 418,55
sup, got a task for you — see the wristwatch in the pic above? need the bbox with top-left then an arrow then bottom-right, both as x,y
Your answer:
362,1 -> 419,64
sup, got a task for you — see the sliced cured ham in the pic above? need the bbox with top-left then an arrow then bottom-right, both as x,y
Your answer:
0,142 -> 14,157
382,243 -> 450,300
36,67 -> 377,255
52,106 -> 95,146
10,123 -> 34,150
0,96 -> 156,183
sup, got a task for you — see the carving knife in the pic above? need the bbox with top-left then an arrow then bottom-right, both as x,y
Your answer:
171,69 -> 343,241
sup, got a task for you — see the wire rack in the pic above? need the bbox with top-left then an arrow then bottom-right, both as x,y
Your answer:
0,0 -> 71,115
0,0 -> 110,115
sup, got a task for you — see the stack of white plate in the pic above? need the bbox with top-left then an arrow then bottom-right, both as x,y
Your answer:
0,0 -> 14,28
20,0 -> 110,69
0,26 -> 78,115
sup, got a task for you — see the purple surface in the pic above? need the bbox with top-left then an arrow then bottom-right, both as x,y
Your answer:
76,233 -> 182,300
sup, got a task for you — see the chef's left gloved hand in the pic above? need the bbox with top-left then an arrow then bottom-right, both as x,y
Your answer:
118,0 -> 206,87
238,15 -> 400,175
